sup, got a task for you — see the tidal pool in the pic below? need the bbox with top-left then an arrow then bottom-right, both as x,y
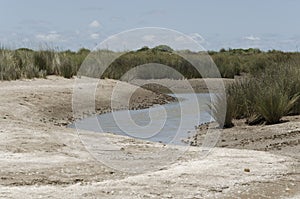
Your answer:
70,93 -> 214,145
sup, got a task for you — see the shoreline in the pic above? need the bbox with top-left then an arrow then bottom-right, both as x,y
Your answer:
0,76 -> 299,198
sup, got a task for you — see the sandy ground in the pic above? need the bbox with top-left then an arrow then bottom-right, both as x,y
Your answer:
186,117 -> 300,198
0,76 -> 299,198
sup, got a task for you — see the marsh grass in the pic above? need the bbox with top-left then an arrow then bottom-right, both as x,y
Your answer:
0,50 -> 21,80
209,93 -> 234,128
227,61 -> 300,125
255,88 -> 299,124
59,53 -> 74,78
0,47 -> 91,80
0,46 -> 299,81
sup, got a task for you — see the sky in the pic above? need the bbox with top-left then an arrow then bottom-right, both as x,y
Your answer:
0,0 -> 300,51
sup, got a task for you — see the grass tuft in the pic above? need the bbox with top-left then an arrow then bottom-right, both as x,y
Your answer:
209,93 -> 234,128
254,87 -> 299,124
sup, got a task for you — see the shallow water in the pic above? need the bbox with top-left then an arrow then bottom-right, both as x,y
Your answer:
70,93 -> 213,145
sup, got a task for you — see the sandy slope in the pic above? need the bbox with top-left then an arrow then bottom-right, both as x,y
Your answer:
0,76 -> 299,198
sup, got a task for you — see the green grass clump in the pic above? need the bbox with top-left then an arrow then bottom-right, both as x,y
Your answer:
58,53 -> 74,78
254,87 -> 299,124
0,50 -> 21,80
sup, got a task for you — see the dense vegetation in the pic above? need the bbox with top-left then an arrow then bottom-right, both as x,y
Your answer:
101,46 -> 201,79
1,45 -> 299,126
0,47 -> 90,80
223,61 -> 300,126
0,45 -> 299,80
213,57 -> 300,127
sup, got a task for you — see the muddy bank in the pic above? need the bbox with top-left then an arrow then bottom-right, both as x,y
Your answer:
0,76 -> 175,127
129,78 -> 234,93
185,116 -> 300,159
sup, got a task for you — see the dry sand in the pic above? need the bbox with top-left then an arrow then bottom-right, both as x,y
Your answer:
0,76 -> 299,198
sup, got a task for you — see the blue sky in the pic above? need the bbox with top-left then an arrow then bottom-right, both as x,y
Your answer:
0,0 -> 300,51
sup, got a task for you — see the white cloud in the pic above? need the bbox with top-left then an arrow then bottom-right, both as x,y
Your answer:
90,33 -> 100,39
89,20 -> 101,28
244,35 -> 260,41
36,31 -> 61,42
